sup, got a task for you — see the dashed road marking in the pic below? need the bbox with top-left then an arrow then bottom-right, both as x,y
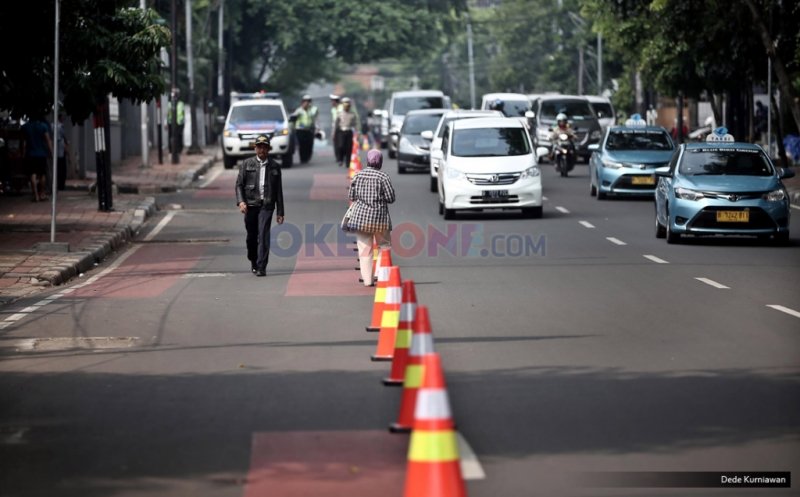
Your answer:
643,254 -> 669,264
181,272 -> 229,279
606,237 -> 626,246
695,277 -> 730,289
791,205 -> 799,211
579,220 -> 595,229
199,165 -> 224,188
767,305 -> 800,319
457,432 -> 486,480
555,206 -> 570,214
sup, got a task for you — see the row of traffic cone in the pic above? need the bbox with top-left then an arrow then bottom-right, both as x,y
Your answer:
362,246 -> 468,496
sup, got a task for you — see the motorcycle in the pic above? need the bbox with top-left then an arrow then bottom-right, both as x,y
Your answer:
552,133 -> 576,177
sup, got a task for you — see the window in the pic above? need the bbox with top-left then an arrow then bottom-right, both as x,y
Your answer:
393,96 -> 445,116
606,130 -> 673,151
229,105 -> 284,124
679,150 -> 773,176
402,114 -> 443,135
452,127 -> 531,157
539,100 -> 594,121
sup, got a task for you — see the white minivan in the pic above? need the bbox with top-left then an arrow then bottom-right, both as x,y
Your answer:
387,90 -> 450,158
437,117 -> 544,219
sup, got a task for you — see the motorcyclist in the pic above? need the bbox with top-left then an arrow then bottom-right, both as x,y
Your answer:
549,112 -> 575,143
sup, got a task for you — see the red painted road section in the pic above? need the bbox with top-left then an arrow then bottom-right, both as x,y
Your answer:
71,244 -> 205,298
244,430 -> 406,497
309,173 -> 350,201
285,244 -> 374,297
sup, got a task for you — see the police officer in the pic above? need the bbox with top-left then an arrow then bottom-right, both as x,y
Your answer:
235,134 -> 285,277
329,94 -> 342,164
291,94 -> 318,163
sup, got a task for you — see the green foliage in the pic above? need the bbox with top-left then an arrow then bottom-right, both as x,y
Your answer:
0,0 -> 170,122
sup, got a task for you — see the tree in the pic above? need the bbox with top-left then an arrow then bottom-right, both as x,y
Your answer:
0,0 -> 171,123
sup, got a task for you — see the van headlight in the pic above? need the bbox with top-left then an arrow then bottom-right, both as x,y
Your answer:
521,165 -> 540,179
763,189 -> 786,202
445,166 -> 466,181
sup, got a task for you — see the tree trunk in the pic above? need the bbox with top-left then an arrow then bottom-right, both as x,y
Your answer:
744,0 -> 800,134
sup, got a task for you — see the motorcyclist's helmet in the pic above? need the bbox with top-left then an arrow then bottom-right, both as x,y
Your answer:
556,113 -> 568,126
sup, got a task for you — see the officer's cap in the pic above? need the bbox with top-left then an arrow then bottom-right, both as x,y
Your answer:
341,97 -> 351,104
329,94 -> 340,101
302,94 -> 312,101
254,134 -> 270,146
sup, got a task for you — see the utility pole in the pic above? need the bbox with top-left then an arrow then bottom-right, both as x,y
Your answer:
217,0 -> 224,114
597,33 -> 603,95
170,0 -> 179,164
466,16 -> 476,109
51,0 -> 60,242
577,46 -> 584,95
186,0 -> 202,154
140,0 -> 149,167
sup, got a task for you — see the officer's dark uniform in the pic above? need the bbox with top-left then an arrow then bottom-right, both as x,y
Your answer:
235,136 -> 284,276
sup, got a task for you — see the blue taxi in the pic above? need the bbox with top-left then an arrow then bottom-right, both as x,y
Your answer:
654,127 -> 794,244
589,114 -> 675,199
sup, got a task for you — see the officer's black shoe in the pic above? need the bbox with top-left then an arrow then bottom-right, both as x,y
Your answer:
256,270 -> 266,277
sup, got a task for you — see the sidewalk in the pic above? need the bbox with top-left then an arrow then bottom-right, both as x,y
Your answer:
0,146 -> 219,305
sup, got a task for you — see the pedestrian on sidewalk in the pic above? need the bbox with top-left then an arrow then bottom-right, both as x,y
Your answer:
334,97 -> 360,169
347,149 -> 394,287
55,112 -> 71,191
329,94 -> 342,165
290,95 -> 318,164
235,134 -> 285,277
20,112 -> 53,202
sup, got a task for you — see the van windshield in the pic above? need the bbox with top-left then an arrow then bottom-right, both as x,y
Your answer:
539,100 -> 594,121
402,114 -> 443,135
590,102 -> 614,120
497,100 -> 530,118
393,96 -> 445,116
229,105 -> 284,123
452,128 -> 531,157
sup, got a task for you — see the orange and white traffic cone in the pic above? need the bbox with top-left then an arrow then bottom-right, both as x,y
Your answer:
362,134 -> 370,151
366,247 -> 393,332
390,305 -> 435,433
403,352 -> 466,497
371,266 -> 402,362
349,136 -> 363,181
384,280 -> 417,385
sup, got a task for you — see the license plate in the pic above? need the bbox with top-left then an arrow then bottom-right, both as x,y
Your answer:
631,175 -> 655,185
716,210 -> 749,222
483,190 -> 509,199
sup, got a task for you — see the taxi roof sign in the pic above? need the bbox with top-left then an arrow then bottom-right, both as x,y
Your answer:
706,126 -> 734,142
624,113 -> 647,127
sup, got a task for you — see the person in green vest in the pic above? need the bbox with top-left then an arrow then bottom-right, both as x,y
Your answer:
329,94 -> 342,165
290,95 -> 319,163
167,90 -> 185,154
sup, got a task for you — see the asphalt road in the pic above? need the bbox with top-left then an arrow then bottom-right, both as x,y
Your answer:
1,145 -> 799,497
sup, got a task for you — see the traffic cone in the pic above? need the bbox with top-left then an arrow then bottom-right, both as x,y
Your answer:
362,134 -> 370,151
403,352 -> 466,497
349,136 -> 363,181
366,247 -> 393,332
390,305 -> 435,433
371,266 -> 402,362
383,280 -> 417,385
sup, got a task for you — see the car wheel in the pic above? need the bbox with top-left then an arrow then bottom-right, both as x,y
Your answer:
665,208 -> 680,244
590,181 -> 597,197
774,232 -> 790,246
388,148 -> 397,159
223,155 -> 237,169
522,206 -> 543,219
444,207 -> 455,220
281,152 -> 293,169
430,177 -> 438,193
398,165 -> 407,174
438,199 -> 444,216
655,208 -> 666,239
596,187 -> 606,200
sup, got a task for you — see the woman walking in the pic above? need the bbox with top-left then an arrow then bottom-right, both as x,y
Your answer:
347,149 -> 395,286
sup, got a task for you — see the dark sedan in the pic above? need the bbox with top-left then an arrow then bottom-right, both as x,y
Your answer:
397,108 -> 447,174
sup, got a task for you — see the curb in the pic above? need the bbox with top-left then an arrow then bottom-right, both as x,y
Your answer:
35,196 -> 158,286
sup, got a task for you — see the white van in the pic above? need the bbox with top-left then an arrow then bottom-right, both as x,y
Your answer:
480,93 -> 532,118
387,90 -> 450,158
585,95 -> 616,131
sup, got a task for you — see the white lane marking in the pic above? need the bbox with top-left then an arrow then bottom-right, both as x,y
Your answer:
606,237 -> 627,246
199,165 -> 224,188
767,305 -> 800,319
791,205 -> 799,211
181,272 -> 229,279
695,277 -> 730,289
1,211 -> 176,329
20,306 -> 39,313
542,196 -> 549,201
457,432 -> 486,480
643,254 -> 669,264
579,220 -> 595,229
555,206 -> 570,214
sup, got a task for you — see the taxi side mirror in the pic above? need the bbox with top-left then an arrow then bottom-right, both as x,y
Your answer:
779,167 -> 796,180
654,166 -> 672,178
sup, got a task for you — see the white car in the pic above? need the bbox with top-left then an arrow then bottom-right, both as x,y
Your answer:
480,92 -> 533,119
425,109 -> 503,192
437,117 -> 544,219
221,97 -> 292,169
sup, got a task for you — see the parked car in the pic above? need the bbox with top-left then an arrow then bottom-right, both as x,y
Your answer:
585,95 -> 616,131
589,115 -> 675,199
654,127 -> 794,244
387,90 -> 450,159
397,108 -> 447,174
437,117 -> 545,219
221,96 -> 292,169
427,109 -> 503,192
530,95 -> 602,163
